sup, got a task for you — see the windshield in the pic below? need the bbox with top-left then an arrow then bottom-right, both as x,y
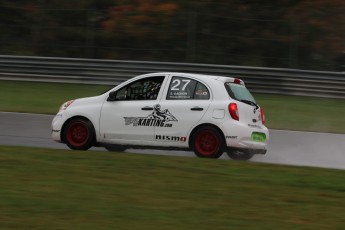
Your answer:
225,83 -> 256,103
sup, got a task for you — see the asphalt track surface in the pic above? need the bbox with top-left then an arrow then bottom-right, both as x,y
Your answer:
1,112 -> 345,170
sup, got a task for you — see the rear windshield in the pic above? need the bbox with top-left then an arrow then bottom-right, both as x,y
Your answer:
225,83 -> 256,103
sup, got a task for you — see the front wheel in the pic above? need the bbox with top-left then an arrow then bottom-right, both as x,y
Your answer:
226,150 -> 254,160
191,126 -> 224,158
63,118 -> 95,150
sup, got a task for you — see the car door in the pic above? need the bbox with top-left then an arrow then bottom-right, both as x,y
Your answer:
155,75 -> 212,145
99,75 -> 167,143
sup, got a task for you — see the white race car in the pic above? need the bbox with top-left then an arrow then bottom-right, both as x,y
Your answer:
52,72 -> 268,160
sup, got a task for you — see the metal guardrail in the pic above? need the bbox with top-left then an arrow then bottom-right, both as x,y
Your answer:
0,55 -> 344,99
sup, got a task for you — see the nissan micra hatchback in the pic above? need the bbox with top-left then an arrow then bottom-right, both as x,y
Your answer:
52,72 -> 268,160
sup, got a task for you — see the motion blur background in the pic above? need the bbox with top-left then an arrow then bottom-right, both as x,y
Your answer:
1,0 -> 345,71
2,2 -> 345,229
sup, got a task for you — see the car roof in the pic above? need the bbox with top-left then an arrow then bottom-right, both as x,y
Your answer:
145,72 -> 237,83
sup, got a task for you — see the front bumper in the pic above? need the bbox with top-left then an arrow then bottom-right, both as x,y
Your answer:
51,113 -> 64,142
51,129 -> 62,143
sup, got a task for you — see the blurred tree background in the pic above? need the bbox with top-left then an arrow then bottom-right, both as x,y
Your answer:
0,0 -> 344,71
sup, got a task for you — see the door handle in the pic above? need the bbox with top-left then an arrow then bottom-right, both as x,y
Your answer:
141,106 -> 153,111
191,107 -> 204,111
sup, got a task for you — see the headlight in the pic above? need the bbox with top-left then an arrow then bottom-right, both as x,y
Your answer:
59,100 -> 75,112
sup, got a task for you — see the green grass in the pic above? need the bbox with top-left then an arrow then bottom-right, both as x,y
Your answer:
1,146 -> 345,230
0,80 -> 110,114
0,80 -> 344,133
255,94 -> 345,133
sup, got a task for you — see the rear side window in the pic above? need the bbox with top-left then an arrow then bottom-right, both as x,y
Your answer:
167,76 -> 210,100
225,83 -> 256,103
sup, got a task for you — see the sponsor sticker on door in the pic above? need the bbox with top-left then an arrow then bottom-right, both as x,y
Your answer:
124,104 -> 177,128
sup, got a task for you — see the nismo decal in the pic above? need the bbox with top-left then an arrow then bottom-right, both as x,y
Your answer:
155,135 -> 186,142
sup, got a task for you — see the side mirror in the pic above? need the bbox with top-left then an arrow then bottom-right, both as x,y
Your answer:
107,91 -> 116,101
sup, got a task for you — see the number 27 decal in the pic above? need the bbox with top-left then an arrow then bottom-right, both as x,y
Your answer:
170,79 -> 191,91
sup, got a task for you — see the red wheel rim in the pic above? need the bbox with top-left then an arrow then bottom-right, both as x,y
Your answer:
195,130 -> 220,156
66,122 -> 89,147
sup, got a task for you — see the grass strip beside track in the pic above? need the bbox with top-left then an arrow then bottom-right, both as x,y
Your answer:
0,80 -> 111,114
1,146 -> 345,230
254,94 -> 345,133
0,80 -> 344,133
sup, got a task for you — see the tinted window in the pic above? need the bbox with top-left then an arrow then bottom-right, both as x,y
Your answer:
115,76 -> 164,101
167,77 -> 210,100
225,83 -> 256,103
194,82 -> 210,100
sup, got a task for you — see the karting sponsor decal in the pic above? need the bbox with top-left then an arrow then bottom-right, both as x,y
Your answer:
124,104 -> 177,127
155,135 -> 186,142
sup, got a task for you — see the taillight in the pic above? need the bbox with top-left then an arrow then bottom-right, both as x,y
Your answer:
228,103 -> 239,121
260,108 -> 265,125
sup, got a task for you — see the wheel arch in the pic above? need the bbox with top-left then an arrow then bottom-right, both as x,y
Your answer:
188,123 -> 226,150
61,115 -> 96,144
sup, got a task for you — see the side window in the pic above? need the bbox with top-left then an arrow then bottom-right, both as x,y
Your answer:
115,76 -> 164,101
167,76 -> 210,100
194,82 -> 210,100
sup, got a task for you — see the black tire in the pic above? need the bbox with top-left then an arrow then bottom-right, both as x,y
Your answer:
191,126 -> 224,158
104,145 -> 127,152
63,118 -> 95,150
226,150 -> 254,160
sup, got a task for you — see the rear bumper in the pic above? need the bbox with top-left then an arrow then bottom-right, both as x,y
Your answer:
219,121 -> 269,153
227,147 -> 267,155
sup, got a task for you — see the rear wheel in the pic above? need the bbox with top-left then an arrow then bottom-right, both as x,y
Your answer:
63,118 -> 95,150
191,126 -> 224,158
226,150 -> 254,160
